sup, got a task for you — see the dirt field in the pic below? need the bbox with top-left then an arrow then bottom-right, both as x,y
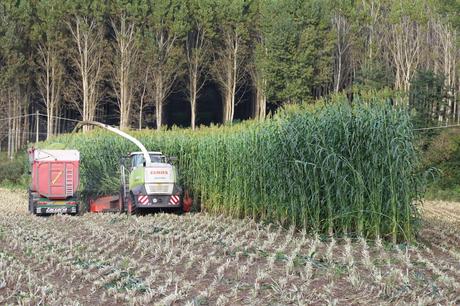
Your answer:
0,189 -> 459,305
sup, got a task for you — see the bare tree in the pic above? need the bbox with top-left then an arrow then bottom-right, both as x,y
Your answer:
5,86 -> 26,158
213,27 -> 246,123
149,29 -> 178,130
248,25 -> 267,121
360,0 -> 383,62
67,16 -> 105,131
0,90 -> 8,151
249,66 -> 267,120
185,24 -> 208,130
332,13 -> 352,93
137,66 -> 150,130
386,17 -> 422,94
432,20 -> 457,122
112,14 -> 139,130
37,40 -> 63,139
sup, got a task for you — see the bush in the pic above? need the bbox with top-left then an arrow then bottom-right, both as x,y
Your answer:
0,153 -> 28,186
43,97 -> 423,242
419,128 -> 460,200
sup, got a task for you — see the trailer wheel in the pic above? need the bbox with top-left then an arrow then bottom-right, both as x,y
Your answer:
28,190 -> 35,215
74,192 -> 82,215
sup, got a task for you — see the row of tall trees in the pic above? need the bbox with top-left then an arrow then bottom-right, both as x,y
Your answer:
0,0 -> 459,156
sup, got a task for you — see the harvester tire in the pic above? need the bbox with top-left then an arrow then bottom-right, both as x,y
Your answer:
125,194 -> 137,215
119,186 -> 125,212
119,184 -> 132,214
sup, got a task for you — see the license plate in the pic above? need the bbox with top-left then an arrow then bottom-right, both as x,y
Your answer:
45,207 -> 68,213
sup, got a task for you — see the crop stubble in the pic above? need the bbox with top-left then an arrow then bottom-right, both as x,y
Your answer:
0,189 -> 459,305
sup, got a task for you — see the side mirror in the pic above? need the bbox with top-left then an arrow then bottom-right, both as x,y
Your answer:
169,156 -> 178,163
119,157 -> 131,169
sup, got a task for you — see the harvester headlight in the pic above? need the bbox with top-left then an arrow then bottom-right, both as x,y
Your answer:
146,183 -> 174,194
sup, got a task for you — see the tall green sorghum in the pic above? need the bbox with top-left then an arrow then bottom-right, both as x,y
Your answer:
42,97 -> 422,242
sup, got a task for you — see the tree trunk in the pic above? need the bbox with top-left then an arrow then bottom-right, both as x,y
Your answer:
190,89 -> 197,130
254,85 -> 267,120
149,30 -> 177,131
7,94 -> 12,159
138,68 -> 149,130
155,77 -> 164,130
47,106 -> 54,140
214,29 -> 244,124
68,16 -> 104,133
332,13 -> 351,93
37,41 -> 62,140
23,107 -> 29,146
112,16 -> 138,130
186,27 -> 207,130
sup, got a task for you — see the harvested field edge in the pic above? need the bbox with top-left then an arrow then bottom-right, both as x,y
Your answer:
0,190 -> 459,305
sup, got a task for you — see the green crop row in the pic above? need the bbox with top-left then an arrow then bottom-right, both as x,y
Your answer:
43,97 -> 423,242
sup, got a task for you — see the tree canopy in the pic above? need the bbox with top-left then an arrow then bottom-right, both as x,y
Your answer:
0,0 -> 458,153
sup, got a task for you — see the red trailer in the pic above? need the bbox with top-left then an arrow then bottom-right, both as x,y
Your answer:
28,148 -> 80,215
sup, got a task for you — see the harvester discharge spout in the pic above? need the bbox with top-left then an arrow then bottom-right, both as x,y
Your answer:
73,121 -> 152,166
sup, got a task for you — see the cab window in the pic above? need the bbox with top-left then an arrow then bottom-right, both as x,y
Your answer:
131,154 -> 165,168
131,155 -> 143,168
150,154 -> 163,163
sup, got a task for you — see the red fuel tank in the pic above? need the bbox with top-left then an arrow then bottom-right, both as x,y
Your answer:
29,149 -> 80,200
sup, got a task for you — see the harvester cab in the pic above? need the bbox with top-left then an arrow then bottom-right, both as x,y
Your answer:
119,151 -> 184,214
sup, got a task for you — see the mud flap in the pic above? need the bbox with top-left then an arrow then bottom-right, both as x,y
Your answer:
183,191 -> 193,212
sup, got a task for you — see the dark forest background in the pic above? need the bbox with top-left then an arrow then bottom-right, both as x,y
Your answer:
0,0 -> 458,148
0,0 -> 459,199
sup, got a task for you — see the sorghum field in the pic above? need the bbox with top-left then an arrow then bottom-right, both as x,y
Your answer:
0,189 -> 459,305
48,101 -> 422,242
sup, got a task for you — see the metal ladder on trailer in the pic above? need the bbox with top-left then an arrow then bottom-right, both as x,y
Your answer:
65,167 -> 74,197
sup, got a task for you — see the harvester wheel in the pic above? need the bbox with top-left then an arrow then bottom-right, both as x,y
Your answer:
119,186 -> 125,212
125,194 -> 137,215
